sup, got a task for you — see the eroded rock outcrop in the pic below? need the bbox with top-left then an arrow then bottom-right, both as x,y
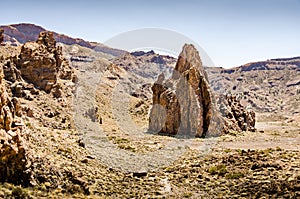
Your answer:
149,44 -> 256,137
18,31 -> 74,93
0,66 -> 29,184
219,95 -> 256,133
149,44 -> 216,137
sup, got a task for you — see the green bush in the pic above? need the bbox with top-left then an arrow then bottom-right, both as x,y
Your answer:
208,164 -> 227,176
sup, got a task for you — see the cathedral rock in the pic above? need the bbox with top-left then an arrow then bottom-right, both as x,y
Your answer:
149,44 -> 216,138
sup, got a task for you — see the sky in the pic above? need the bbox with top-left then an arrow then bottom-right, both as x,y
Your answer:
1,0 -> 300,68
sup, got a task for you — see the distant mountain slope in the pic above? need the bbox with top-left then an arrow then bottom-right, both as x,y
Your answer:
207,57 -> 300,120
0,23 -> 126,56
112,50 -> 177,80
222,56 -> 300,73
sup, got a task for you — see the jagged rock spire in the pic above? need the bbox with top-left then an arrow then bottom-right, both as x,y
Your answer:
149,44 -> 215,137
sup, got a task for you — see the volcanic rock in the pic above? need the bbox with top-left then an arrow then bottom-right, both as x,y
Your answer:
219,94 -> 256,133
0,66 -> 29,184
149,44 -> 216,137
0,29 -> 3,44
2,59 -> 22,83
18,31 -> 74,93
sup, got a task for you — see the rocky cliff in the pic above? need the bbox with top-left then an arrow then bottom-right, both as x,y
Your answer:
149,44 -> 216,137
0,65 -> 29,184
0,29 -> 3,44
0,30 -> 77,186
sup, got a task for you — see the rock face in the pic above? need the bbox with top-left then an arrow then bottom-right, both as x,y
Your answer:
0,66 -> 29,184
0,29 -> 3,44
0,31 -> 76,185
219,95 -> 256,133
18,31 -> 74,92
149,44 -> 215,137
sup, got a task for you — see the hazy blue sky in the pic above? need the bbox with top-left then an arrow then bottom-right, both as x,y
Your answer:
1,0 -> 300,68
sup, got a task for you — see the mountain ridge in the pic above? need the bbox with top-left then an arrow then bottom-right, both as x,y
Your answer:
0,23 -> 126,56
221,56 -> 300,73
1,23 -> 300,72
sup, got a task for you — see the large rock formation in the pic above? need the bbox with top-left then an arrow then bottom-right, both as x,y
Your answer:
0,65 -> 29,184
18,31 -> 74,93
0,31 -> 77,185
149,44 -> 216,138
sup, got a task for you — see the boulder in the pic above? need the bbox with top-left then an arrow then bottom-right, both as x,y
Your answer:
149,44 -> 217,137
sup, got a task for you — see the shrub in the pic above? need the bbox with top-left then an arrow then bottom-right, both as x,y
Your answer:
208,164 -> 227,176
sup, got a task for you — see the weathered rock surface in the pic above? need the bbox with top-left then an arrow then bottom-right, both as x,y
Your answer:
218,95 -> 256,133
2,58 -> 23,83
149,44 -> 216,137
0,29 -> 3,44
0,66 -> 29,184
18,31 -> 74,92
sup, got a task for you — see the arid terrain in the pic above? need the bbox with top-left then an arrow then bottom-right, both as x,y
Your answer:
0,24 -> 299,198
